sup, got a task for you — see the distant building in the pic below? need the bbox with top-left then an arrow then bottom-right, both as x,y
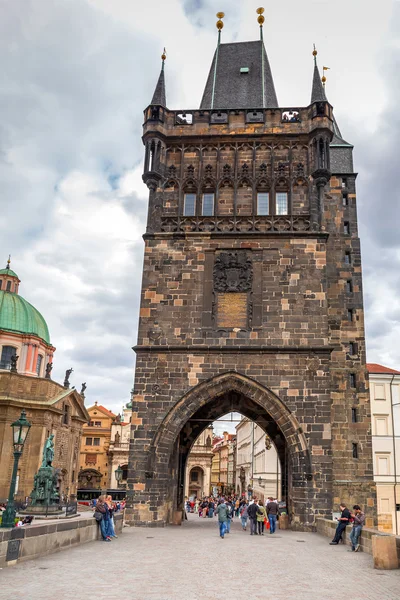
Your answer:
236,417 -> 281,502
368,363 -> 400,534
211,437 -> 222,493
184,426 -> 214,499
212,432 -> 236,495
78,403 -> 116,492
0,261 -> 88,501
108,398 -> 133,489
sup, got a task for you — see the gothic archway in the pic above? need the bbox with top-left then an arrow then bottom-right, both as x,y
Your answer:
142,372 -> 315,529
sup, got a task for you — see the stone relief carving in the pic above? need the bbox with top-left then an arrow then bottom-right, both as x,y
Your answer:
213,251 -> 253,293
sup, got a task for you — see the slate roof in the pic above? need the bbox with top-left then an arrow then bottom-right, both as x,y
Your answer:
310,64 -> 327,104
200,41 -> 278,109
151,68 -> 166,107
331,117 -> 352,147
366,363 -> 400,375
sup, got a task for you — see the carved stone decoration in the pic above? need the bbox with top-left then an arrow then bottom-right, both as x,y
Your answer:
259,163 -> 267,175
148,321 -> 163,343
213,251 -> 253,293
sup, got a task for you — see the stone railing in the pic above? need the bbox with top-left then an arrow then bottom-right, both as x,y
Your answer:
0,512 -> 123,567
316,518 -> 400,568
160,215 -> 312,234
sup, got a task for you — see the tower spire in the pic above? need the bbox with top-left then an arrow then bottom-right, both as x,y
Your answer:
150,49 -> 167,107
6,255 -> 11,270
310,45 -> 327,103
211,12 -> 225,109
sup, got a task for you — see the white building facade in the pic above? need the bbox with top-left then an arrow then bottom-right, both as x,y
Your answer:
368,363 -> 400,534
235,418 -> 281,502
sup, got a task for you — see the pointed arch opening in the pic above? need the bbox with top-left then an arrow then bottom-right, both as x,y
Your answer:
140,372 -> 314,529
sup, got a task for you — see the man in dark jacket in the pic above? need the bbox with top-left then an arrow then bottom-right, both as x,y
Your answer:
216,501 -> 230,538
247,501 -> 260,535
330,503 -> 351,545
266,498 -> 280,534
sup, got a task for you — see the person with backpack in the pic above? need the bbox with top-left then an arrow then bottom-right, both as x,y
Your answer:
330,503 -> 351,545
216,500 -> 230,539
349,505 -> 365,552
224,501 -> 233,533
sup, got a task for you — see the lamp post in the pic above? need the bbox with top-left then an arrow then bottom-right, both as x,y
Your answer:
1,409 -> 31,528
115,465 -> 123,488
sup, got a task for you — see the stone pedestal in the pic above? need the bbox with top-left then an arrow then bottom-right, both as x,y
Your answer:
279,514 -> 289,530
372,535 -> 399,570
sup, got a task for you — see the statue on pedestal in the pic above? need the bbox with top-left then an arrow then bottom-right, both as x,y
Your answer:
26,434 -> 61,514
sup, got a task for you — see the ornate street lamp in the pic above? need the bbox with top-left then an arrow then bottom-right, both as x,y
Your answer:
115,465 -> 123,488
1,409 -> 31,528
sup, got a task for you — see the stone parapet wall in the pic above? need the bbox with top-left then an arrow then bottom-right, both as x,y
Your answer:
316,517 -> 400,565
0,512 -> 123,567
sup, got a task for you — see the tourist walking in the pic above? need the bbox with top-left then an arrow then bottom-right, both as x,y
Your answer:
95,495 -> 111,542
216,501 -> 230,539
330,503 -> 351,545
240,502 -> 248,530
248,499 -> 260,535
257,500 -> 267,535
208,500 -> 215,518
266,497 -> 280,534
349,505 -> 365,552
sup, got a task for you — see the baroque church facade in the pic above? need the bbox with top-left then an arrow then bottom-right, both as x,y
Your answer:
126,15 -> 375,529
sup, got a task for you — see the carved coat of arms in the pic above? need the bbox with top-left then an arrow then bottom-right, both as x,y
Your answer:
213,251 -> 253,293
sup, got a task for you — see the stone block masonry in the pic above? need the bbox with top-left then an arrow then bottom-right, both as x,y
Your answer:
127,37 -> 376,529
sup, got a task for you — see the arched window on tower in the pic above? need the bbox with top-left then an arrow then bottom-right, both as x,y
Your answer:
6,281 -> 11,291
256,179 -> 270,215
275,179 -> 289,215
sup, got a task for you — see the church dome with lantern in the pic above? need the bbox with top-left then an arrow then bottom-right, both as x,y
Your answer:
0,259 -> 55,376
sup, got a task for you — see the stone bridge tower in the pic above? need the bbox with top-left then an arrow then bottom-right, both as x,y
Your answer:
126,14 -> 375,529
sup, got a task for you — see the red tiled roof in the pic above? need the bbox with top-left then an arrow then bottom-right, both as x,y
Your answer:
88,404 -> 117,418
366,363 -> 400,375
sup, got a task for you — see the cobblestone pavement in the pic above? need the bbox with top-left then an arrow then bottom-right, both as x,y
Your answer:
1,514 -> 400,600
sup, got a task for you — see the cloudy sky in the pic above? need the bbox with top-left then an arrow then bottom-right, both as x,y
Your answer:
1,0 -> 399,421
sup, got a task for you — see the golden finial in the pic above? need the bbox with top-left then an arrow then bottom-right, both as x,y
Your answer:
216,12 -> 225,31
256,7 -> 265,26
322,66 -> 330,87
312,43 -> 318,58
6,255 -> 10,269
161,47 -> 166,62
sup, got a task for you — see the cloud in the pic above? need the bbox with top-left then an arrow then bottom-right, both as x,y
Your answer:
0,0 -> 399,417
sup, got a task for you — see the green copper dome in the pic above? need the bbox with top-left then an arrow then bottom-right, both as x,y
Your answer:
0,291 -> 50,344
0,268 -> 19,278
